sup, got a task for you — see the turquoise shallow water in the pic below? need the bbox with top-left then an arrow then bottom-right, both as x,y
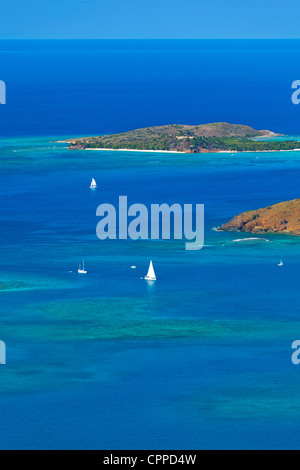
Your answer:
1,137 -> 300,448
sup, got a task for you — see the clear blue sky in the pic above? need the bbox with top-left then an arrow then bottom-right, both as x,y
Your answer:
1,0 -> 300,39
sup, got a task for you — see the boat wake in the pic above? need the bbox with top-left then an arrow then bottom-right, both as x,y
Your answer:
233,237 -> 270,243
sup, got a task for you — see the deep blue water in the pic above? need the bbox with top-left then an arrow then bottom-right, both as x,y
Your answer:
1,41 -> 300,450
1,39 -> 300,137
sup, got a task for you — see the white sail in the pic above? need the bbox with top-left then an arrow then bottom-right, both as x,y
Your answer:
145,260 -> 156,280
90,178 -> 97,188
78,259 -> 87,274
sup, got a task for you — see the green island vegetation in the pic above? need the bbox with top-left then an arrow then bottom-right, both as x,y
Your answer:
64,122 -> 300,153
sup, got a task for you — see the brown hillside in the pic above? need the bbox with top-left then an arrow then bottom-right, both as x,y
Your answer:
219,199 -> 300,235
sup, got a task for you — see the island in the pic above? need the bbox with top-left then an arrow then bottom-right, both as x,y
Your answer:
63,122 -> 300,153
218,199 -> 300,235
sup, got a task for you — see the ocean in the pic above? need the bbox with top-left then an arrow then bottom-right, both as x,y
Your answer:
1,40 -> 300,449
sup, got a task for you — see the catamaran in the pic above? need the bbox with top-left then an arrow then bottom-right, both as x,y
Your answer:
90,178 -> 97,189
78,259 -> 87,274
144,260 -> 156,280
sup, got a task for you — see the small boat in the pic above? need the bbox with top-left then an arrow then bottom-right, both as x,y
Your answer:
78,259 -> 87,274
278,259 -> 284,266
90,178 -> 97,189
144,260 -> 156,281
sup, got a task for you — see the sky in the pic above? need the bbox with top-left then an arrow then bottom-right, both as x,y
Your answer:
0,0 -> 299,39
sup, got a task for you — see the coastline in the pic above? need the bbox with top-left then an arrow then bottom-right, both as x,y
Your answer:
218,148 -> 300,154
68,146 -> 300,155
84,148 -> 187,154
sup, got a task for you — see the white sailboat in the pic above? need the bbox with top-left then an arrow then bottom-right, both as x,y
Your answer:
144,260 -> 156,281
78,259 -> 87,274
278,259 -> 284,266
90,178 -> 97,189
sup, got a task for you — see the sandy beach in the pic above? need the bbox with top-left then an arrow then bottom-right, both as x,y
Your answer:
83,147 -> 300,155
84,148 -> 186,154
